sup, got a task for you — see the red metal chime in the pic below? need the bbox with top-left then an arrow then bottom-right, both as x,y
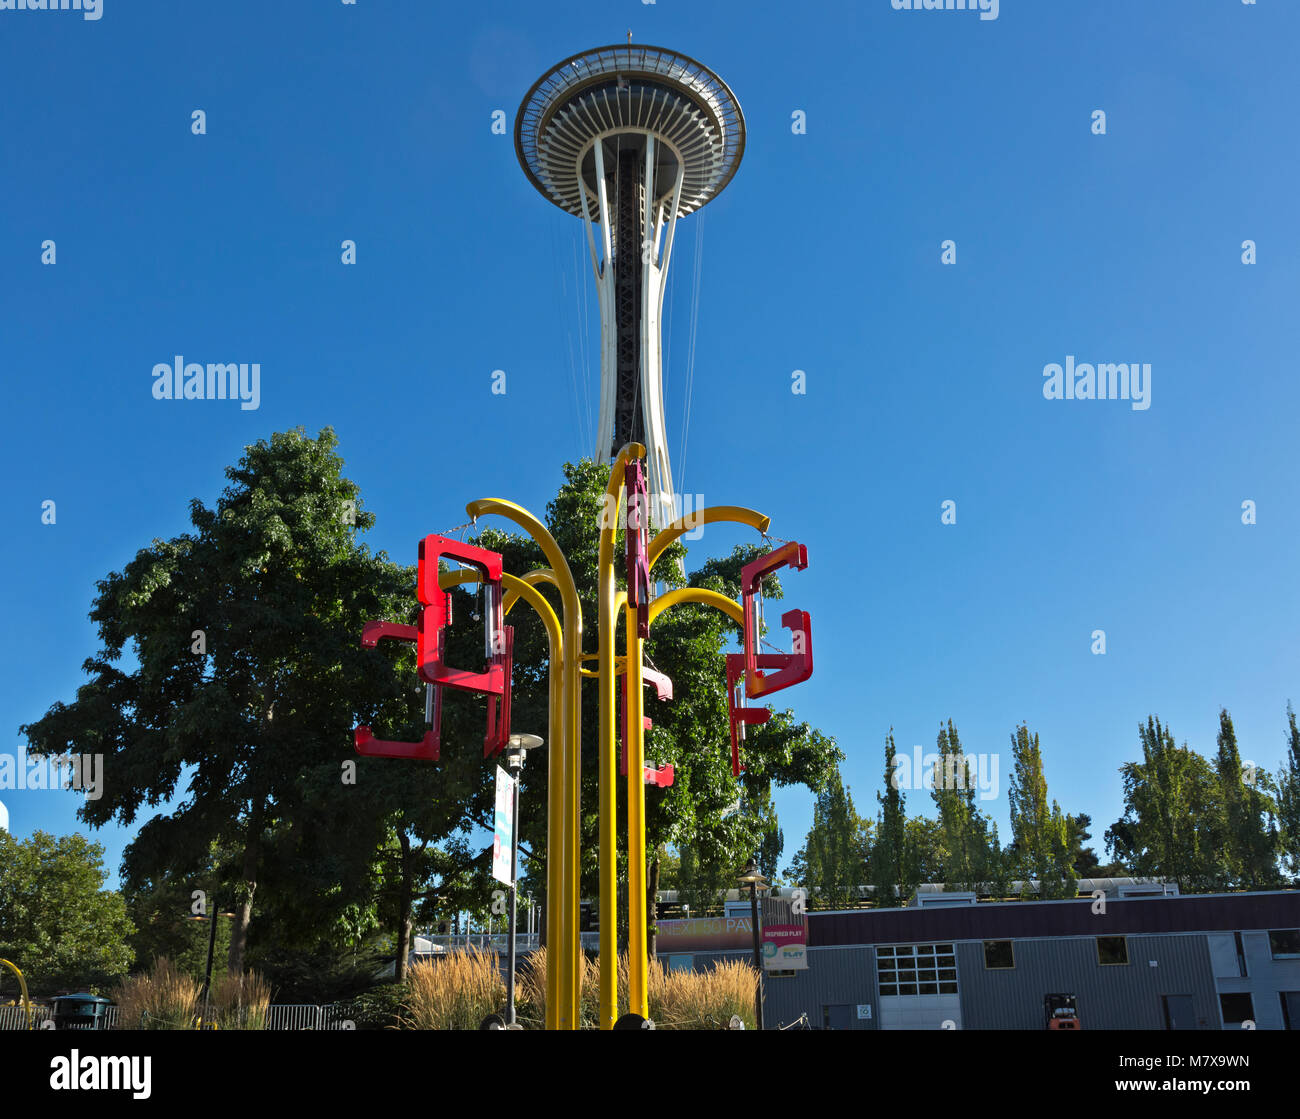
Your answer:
725,542 -> 814,775
353,534 -> 514,762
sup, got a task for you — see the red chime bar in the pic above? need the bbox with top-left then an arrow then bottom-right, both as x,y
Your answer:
417,535 -> 507,695
741,543 -> 813,699
620,665 -> 673,784
354,535 -> 515,763
644,763 -> 674,788
483,625 -> 514,758
726,652 -> 784,776
354,619 -> 442,761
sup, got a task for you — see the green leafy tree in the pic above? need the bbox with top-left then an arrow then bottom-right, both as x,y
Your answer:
1106,717 -> 1224,891
19,429 -> 484,975
1214,708 -> 1278,890
870,730 -> 918,907
905,816 -> 948,884
1278,703 -> 1300,881
930,720 -> 998,892
120,860 -> 233,983
786,765 -> 872,907
0,830 -> 134,994
1064,813 -> 1123,879
674,841 -> 731,916
1007,723 -> 1075,899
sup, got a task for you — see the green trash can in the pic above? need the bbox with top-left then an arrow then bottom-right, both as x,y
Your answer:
51,993 -> 113,1030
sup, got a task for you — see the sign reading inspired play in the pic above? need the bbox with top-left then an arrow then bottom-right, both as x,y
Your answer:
761,922 -> 808,970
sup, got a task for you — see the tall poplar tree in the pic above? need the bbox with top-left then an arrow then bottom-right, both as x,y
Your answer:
870,730 -> 918,907
1278,703 -> 1300,881
787,766 -> 871,907
1214,708 -> 1278,890
1007,723 -> 1075,899
930,719 -> 997,892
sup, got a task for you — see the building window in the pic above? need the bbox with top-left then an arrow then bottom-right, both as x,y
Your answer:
984,940 -> 1015,969
1097,936 -> 1129,966
1220,992 -> 1253,1026
1268,930 -> 1300,959
876,943 -> 957,996
1281,992 -> 1299,1030
1234,931 -> 1248,977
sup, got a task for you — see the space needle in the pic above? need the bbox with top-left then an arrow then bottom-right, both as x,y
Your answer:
515,43 -> 746,530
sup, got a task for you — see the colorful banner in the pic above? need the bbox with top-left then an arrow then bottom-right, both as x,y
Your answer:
491,766 -> 515,886
655,917 -> 754,952
761,921 -> 807,970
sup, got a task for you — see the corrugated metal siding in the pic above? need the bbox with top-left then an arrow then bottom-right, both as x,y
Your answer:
1214,931 -> 1300,1029
760,946 -> 879,1030
811,892 -> 1299,947
957,934 -> 1218,1030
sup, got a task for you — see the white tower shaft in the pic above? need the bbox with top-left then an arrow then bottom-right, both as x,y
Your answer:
581,135 -> 685,532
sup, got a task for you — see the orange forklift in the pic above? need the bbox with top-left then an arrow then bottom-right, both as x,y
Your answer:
1045,993 -> 1081,1030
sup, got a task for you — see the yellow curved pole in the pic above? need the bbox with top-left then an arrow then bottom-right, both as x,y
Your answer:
465,499 -> 583,1030
647,505 -> 771,571
438,567 -> 565,1028
623,588 -> 649,1018
596,442 -> 644,1029
0,959 -> 33,1030
503,568 -> 558,616
625,587 -> 747,1018
648,586 -> 745,628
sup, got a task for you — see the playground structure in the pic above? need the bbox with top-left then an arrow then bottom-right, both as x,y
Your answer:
351,45 -> 816,1030
353,449 -> 814,1029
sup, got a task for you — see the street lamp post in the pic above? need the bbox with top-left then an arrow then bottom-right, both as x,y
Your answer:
189,899 -> 234,1029
737,860 -> 770,1031
503,732 -> 543,1026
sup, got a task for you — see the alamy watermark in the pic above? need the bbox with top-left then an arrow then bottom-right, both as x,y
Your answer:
152,356 -> 261,411
0,746 -> 103,801
891,0 -> 999,21
599,491 -> 706,540
890,745 -> 999,801
1042,356 -> 1151,411
0,0 -> 102,20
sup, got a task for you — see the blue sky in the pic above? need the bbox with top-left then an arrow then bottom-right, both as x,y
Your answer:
2,0 -> 1297,889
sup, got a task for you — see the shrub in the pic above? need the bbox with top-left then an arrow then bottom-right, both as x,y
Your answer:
335,982 -> 411,1030
402,948 -> 505,1030
111,957 -> 199,1030
208,970 -> 271,1031
519,949 -> 758,1029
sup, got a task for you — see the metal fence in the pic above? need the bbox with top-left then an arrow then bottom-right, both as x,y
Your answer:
0,1004 -> 49,1031
413,932 -> 598,953
0,1002 -> 352,1031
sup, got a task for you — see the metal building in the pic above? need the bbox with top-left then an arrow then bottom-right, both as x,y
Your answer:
670,890 -> 1300,1029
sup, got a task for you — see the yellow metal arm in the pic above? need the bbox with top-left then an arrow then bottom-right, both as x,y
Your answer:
596,444 -> 644,1028
647,505 -> 771,570
649,586 -> 744,628
464,498 -> 584,1031
0,959 -> 33,1030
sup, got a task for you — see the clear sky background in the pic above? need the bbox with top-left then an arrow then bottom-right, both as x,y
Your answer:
2,0 -> 1297,889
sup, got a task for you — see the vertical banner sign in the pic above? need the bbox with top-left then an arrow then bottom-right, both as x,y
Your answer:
492,766 -> 515,886
760,896 -> 808,971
